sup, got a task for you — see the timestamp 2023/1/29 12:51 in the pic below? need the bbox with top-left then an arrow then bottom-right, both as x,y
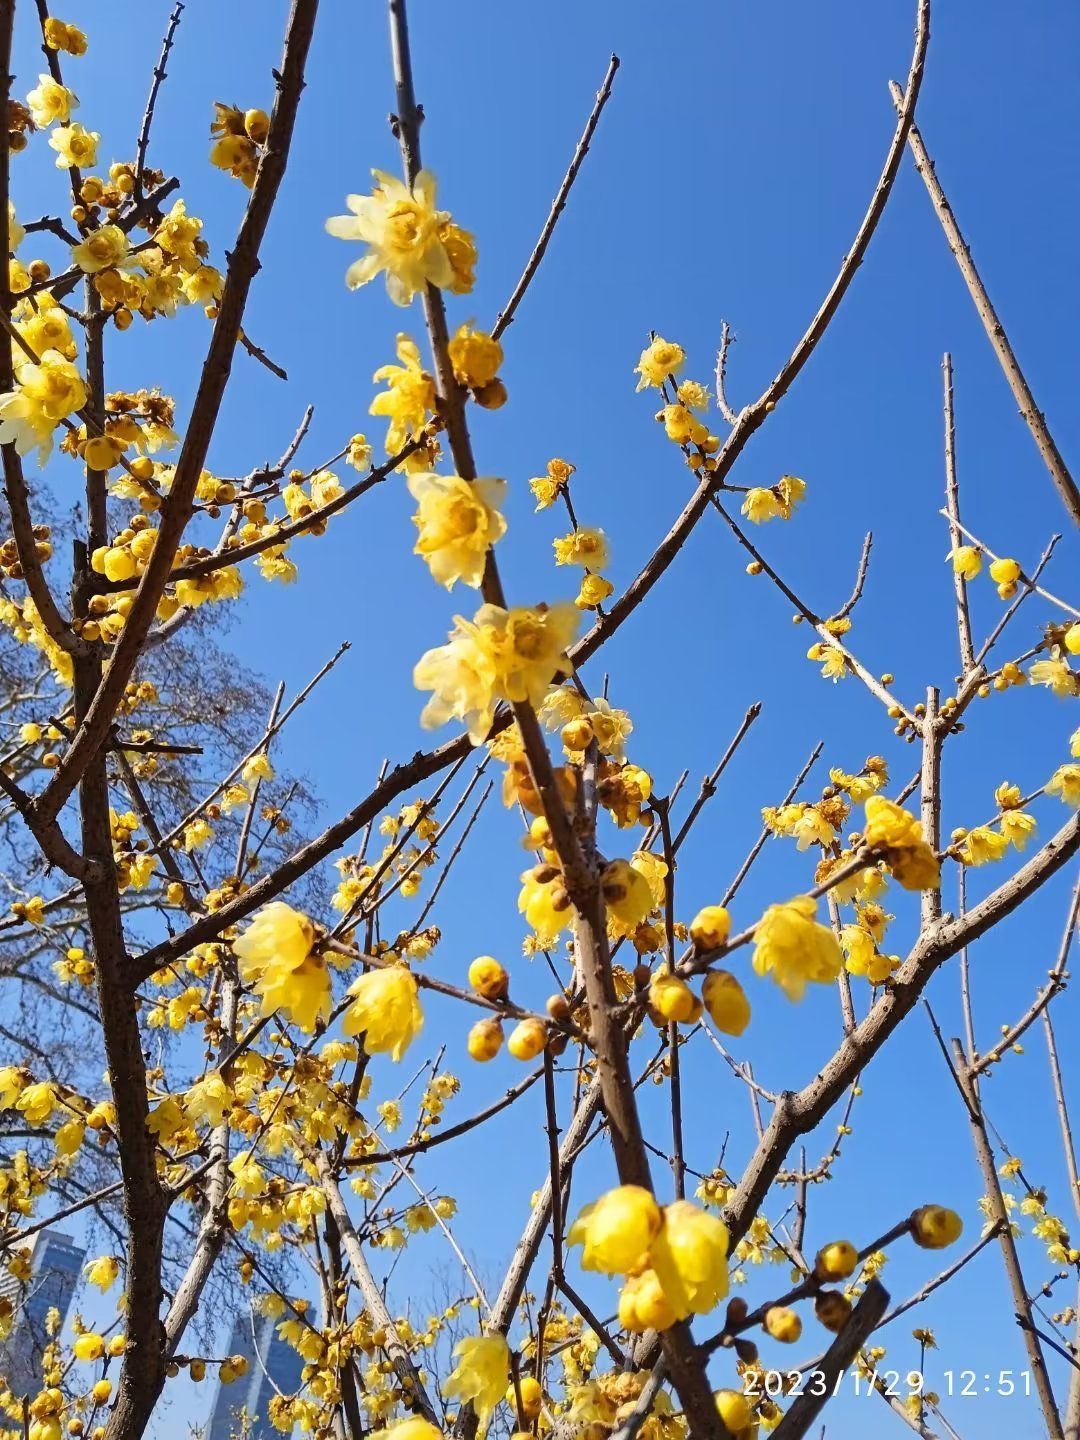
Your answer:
743,1368 -> 1035,1400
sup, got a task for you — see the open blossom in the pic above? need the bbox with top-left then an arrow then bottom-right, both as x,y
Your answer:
442,1334 -> 510,1430
569,1185 -> 661,1274
648,1200 -> 730,1320
344,965 -> 423,1061
48,121 -> 99,169
370,334 -> 435,456
327,169 -> 474,305
234,902 -> 331,1032
0,350 -> 88,459
960,825 -> 1008,866
752,895 -> 842,1000
407,471 -> 507,589
26,74 -> 77,127
414,602 -> 578,744
635,336 -> 685,391
1047,764 -> 1080,807
71,224 -> 130,274
553,527 -> 609,570
1029,659 -> 1078,697
862,796 -> 940,891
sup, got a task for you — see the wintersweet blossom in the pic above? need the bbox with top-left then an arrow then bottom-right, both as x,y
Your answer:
752,895 -> 843,1000
568,1185 -> 662,1274
407,471 -> 507,589
344,965 -> 423,1061
234,902 -> 331,1032
443,1333 -> 510,1429
327,169 -> 473,305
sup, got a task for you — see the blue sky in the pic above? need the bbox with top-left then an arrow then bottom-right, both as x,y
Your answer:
11,2 -> 1080,1437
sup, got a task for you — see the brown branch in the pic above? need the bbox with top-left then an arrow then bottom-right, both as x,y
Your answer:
492,53 -> 620,339
951,1041 -> 1063,1437
891,82 -> 1080,528
135,1 -> 185,191
942,353 -> 975,673
33,0 -> 321,828
770,1281 -> 890,1440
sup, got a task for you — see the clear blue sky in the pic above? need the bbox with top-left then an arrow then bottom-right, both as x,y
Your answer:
11,3 -> 1080,1437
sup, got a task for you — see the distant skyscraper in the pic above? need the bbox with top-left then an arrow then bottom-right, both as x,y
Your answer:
206,1308 -> 305,1440
0,1229 -> 86,1396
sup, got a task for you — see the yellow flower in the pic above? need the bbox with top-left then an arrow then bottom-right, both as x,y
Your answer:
467,1017 -> 504,1061
371,1421 -> 442,1440
494,603 -> 580,708
467,956 -> 508,1000
618,1269 -> 677,1333
701,970 -> 750,1036
601,858 -> 654,935
814,1240 -> 858,1280
447,325 -> 503,389
47,122 -> 98,169
26,74 -> 76,127
0,349 -> 87,458
661,402 -> 709,446
84,1256 -> 119,1291
989,555 -> 1022,598
911,1205 -> 963,1249
518,866 -> 572,942
650,972 -> 699,1024
841,925 -> 892,984
635,336 -> 685,391
242,753 -> 274,785
714,1390 -> 753,1435
568,1185 -> 662,1275
529,457 -> 574,510
44,18 -> 88,55
863,796 -> 940,891
576,574 -> 615,610
72,1333 -> 105,1362
752,895 -> 842,1000
948,545 -> 982,580
71,224 -> 129,275
234,901 -> 332,1032
742,487 -> 782,524
764,1306 -> 802,1343
370,334 -> 435,454
999,811 -> 1036,850
776,474 -> 807,517
1029,659 -> 1078,697
407,471 -> 507,589
327,169 -> 466,305
1047,763 -> 1080,807
961,826 -> 1008,866
415,603 -> 578,742
347,433 -> 373,471
553,528 -> 610,570
344,965 -> 423,1061
414,609 -> 501,744
16,1081 -> 56,1126
690,906 -> 731,952
650,1200 -> 730,1319
443,1333 -> 510,1429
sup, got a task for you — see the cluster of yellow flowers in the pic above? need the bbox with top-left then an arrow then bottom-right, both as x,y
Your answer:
209,102 -> 271,187
570,1185 -> 730,1333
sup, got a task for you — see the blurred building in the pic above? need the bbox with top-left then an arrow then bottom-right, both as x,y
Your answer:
206,1309 -> 304,1440
0,1229 -> 86,1396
